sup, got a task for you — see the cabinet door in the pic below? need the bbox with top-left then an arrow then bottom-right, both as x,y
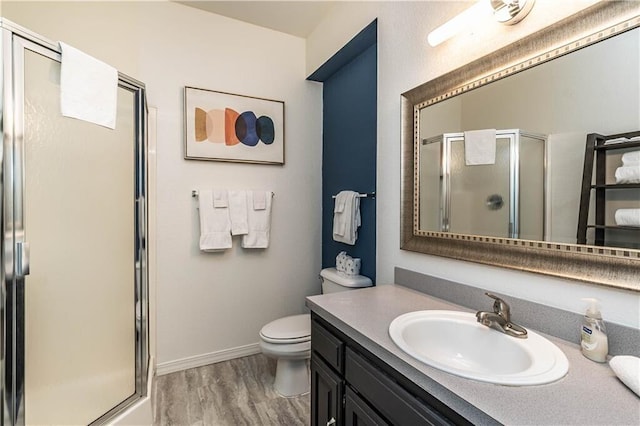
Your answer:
311,357 -> 344,426
345,348 -> 452,425
345,387 -> 389,426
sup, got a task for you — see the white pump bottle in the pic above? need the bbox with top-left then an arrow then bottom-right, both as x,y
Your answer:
580,298 -> 608,363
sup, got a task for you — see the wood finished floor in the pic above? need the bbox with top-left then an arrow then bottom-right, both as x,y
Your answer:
154,354 -> 310,425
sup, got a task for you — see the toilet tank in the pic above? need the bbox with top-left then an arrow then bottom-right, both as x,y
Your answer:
320,268 -> 373,293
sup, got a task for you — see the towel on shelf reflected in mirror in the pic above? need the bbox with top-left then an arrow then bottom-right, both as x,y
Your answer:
614,209 -> 640,227
621,150 -> 640,165
614,165 -> 640,184
615,150 -> 640,183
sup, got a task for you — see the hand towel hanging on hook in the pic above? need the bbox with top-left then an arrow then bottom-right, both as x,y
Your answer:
332,190 -> 361,245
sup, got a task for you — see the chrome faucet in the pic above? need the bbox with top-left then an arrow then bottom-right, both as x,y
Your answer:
476,293 -> 528,338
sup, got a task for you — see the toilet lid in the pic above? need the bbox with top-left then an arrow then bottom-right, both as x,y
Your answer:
260,314 -> 310,343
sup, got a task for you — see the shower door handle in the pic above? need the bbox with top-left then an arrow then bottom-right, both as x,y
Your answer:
16,241 -> 30,277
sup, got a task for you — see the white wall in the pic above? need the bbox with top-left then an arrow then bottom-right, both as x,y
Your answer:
307,0 -> 640,328
3,1 -> 323,370
137,2 -> 322,370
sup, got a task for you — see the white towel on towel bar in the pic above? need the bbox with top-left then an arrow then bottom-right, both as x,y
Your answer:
228,190 -> 249,235
332,191 -> 361,245
614,209 -> 640,227
242,191 -> 273,249
464,129 -> 496,165
622,151 -> 640,166
59,42 -> 118,129
614,165 -> 640,184
198,189 -> 232,251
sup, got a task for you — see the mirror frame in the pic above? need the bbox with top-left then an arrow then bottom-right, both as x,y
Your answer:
401,2 -> 640,291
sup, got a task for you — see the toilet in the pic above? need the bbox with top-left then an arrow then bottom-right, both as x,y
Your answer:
259,267 -> 373,397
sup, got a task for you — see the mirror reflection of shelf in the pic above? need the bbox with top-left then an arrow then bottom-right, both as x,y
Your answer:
592,184 -> 640,189
587,225 -> 640,230
577,131 -> 640,249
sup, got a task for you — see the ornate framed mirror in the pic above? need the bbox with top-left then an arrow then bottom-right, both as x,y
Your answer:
401,2 -> 640,291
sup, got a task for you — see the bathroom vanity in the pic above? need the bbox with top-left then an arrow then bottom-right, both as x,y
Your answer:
306,283 -> 640,425
311,313 -> 470,426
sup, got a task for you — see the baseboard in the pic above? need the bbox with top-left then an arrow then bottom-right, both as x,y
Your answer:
156,343 -> 262,376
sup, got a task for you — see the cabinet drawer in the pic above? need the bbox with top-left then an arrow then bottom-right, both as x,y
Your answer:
345,348 -> 452,426
345,386 -> 390,426
312,319 -> 345,373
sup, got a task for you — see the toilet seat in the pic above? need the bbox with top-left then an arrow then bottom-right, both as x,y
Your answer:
260,314 -> 310,344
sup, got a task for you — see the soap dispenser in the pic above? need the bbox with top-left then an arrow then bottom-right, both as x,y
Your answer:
580,298 -> 609,363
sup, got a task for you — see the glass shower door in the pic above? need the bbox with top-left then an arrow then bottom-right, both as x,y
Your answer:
5,34 -> 145,425
448,135 -> 512,237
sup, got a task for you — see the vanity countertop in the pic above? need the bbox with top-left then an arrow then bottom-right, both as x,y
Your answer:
306,284 -> 640,425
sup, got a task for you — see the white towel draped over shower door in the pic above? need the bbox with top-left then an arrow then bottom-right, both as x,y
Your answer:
464,129 -> 497,165
59,42 -> 118,129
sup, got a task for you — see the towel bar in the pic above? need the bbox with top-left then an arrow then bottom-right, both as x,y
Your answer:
192,190 -> 274,198
331,192 -> 376,199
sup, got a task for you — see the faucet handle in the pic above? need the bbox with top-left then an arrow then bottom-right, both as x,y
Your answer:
485,292 -> 511,320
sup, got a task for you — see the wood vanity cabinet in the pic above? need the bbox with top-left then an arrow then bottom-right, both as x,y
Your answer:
310,314 -> 470,426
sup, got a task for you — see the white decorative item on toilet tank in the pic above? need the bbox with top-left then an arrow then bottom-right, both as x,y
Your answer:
258,267 -> 373,397
320,267 -> 370,292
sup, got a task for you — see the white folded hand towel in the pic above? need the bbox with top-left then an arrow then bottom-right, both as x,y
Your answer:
198,189 -> 232,251
614,209 -> 640,227
213,190 -> 228,208
614,165 -> 640,184
242,191 -> 272,249
464,129 -> 496,165
622,150 -> 640,166
228,190 -> 249,235
60,42 -> 118,129
253,191 -> 267,210
609,356 -> 640,397
333,191 -> 360,245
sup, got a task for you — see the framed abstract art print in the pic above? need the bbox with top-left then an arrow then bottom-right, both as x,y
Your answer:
184,86 -> 285,164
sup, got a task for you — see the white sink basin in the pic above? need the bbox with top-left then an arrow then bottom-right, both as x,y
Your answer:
389,310 -> 569,386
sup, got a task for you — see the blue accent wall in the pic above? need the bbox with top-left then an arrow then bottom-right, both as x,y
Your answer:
309,21 -> 377,283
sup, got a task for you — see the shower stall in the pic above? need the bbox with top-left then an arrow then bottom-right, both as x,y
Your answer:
420,129 -> 546,240
0,20 -> 149,425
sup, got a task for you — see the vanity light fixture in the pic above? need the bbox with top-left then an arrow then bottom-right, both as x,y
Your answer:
427,0 -> 536,47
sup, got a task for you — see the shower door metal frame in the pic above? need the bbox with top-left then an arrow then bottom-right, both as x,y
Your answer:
0,19 -> 149,426
422,129 -> 546,239
441,131 -> 517,238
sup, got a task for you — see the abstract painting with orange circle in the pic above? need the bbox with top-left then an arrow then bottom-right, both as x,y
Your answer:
184,87 -> 284,164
